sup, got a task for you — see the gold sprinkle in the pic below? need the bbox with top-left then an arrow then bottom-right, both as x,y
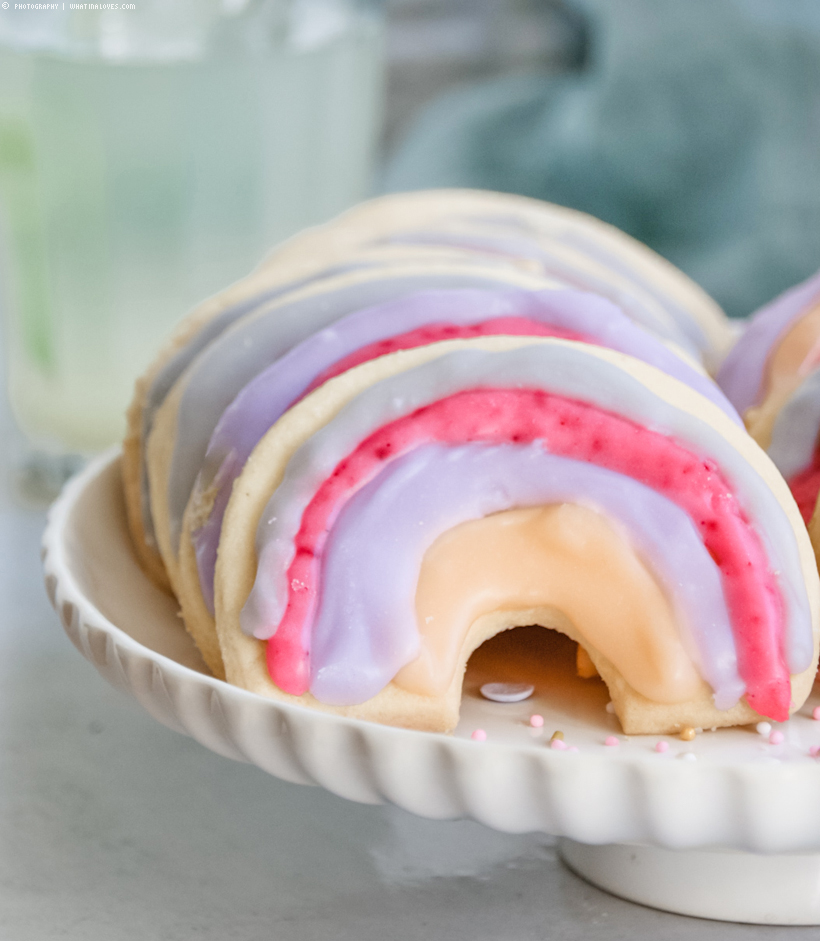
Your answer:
550,730 -> 565,743
679,727 -> 696,742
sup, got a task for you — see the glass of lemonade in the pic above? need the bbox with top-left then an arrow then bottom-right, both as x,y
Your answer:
0,0 -> 383,485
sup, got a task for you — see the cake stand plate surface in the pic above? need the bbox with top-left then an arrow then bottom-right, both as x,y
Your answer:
43,451 -> 820,925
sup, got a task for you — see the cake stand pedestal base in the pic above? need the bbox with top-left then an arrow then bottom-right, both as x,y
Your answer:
558,838 -> 820,925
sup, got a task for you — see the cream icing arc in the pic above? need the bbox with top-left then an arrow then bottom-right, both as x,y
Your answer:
243,341 -> 810,690
308,443 -> 742,708
407,504 -> 703,704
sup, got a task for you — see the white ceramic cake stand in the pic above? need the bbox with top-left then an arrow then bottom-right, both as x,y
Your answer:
43,451 -> 820,926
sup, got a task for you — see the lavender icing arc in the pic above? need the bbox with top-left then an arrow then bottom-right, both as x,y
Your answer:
192,287 -> 739,613
241,342 -> 812,676
717,269 -> 820,415
310,443 -> 744,709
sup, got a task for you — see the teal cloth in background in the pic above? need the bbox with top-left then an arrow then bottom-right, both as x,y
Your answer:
384,0 -> 820,318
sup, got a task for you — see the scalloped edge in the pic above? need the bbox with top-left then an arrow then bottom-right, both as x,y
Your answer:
42,450 -> 820,852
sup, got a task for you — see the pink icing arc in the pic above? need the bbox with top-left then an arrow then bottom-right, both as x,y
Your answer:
266,388 -> 789,721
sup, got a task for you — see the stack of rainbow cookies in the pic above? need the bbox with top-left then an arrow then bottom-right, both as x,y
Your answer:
122,189 -> 820,736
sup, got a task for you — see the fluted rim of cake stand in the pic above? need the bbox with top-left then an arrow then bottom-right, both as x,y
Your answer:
42,449 -> 820,853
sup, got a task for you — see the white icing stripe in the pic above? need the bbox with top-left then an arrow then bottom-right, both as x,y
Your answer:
244,341 -> 811,675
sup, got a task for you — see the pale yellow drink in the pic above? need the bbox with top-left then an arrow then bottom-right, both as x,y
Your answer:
0,2 -> 383,453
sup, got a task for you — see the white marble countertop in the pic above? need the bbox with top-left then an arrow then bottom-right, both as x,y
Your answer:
0,411 -> 818,939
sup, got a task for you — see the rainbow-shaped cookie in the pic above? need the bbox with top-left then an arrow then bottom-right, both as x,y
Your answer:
123,190 -> 818,735
216,338 -> 818,734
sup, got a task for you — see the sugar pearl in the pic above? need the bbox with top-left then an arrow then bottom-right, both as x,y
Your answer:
480,682 -> 534,703
604,735 -> 619,747
471,729 -> 487,742
529,714 -> 544,728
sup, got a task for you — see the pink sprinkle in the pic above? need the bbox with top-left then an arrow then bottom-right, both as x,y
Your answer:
768,730 -> 784,745
529,714 -> 544,728
550,738 -> 568,751
471,729 -> 487,742
655,741 -> 669,753
813,707 -> 820,721
809,746 -> 820,758
604,735 -> 620,747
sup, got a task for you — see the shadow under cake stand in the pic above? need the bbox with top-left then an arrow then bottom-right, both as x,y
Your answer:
42,451 -> 820,926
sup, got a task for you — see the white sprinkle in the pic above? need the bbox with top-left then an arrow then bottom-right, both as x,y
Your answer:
267,517 -> 277,525
480,682 -> 535,703
756,721 -> 772,737
679,752 -> 697,762
605,702 -> 615,714
424,615 -> 434,624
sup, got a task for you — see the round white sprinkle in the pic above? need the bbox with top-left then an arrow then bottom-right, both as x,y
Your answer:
679,752 -> 697,762
756,721 -> 772,737
480,682 -> 535,703
605,702 -> 615,714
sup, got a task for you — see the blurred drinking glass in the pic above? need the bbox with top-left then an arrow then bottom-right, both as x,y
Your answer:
0,0 -> 383,495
